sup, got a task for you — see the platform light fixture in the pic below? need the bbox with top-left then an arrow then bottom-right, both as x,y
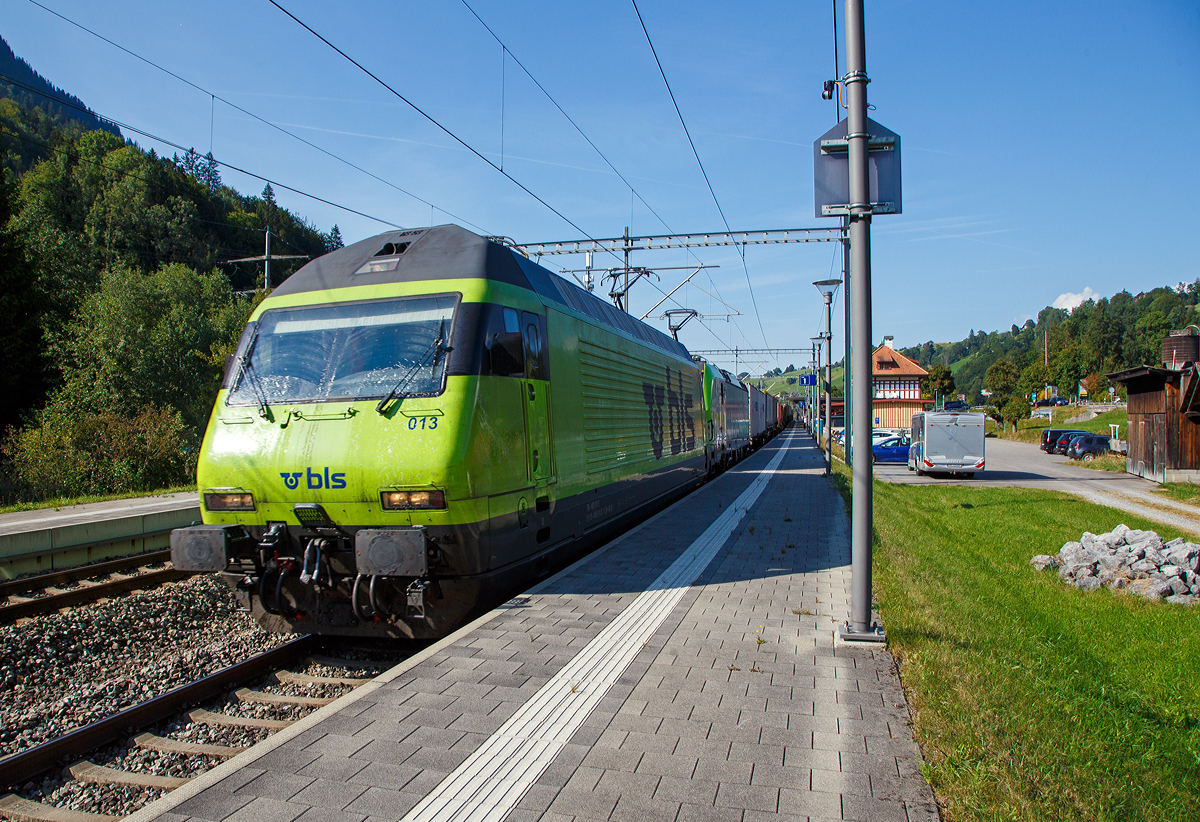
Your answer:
813,279 -> 842,476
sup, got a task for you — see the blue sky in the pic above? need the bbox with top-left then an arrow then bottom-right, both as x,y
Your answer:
4,0 -> 1198,373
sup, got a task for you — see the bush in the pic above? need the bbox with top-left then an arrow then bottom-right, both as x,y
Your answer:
1,403 -> 194,502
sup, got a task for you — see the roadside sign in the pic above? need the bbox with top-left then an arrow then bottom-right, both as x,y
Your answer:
813,118 -> 902,218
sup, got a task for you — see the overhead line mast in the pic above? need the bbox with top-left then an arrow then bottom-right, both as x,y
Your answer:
515,228 -> 846,327
516,227 -> 845,257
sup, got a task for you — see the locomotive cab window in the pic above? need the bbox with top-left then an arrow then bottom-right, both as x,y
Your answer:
227,294 -> 458,405
522,313 -> 543,378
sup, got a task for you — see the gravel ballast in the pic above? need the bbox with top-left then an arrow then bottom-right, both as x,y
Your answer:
0,574 -> 288,757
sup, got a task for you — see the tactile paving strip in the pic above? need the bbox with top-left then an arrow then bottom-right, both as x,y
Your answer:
402,433 -> 796,822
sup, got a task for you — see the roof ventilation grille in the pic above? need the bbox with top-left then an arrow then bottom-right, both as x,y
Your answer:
354,242 -> 410,275
375,242 -> 410,257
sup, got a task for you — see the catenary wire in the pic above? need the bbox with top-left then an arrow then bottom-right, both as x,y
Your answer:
629,0 -> 768,348
0,73 -> 404,229
267,0 -> 619,261
23,0 -> 491,234
457,0 -> 742,347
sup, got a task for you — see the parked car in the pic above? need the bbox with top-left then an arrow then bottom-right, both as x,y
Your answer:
872,435 -> 911,463
1041,429 -> 1089,453
943,399 -> 970,411
1067,434 -> 1110,462
1034,398 -> 1053,407
1054,431 -> 1091,455
1052,397 -> 1070,406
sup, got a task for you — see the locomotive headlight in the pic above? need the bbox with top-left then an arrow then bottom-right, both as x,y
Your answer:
204,492 -> 256,511
381,490 -> 446,510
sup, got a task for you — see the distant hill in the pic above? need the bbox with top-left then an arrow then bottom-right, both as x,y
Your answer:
0,35 -> 119,137
896,284 -> 1200,403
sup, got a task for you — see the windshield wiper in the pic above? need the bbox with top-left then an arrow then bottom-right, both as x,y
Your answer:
375,321 -> 450,415
231,326 -> 273,420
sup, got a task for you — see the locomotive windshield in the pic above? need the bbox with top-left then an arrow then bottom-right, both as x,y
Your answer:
227,295 -> 457,405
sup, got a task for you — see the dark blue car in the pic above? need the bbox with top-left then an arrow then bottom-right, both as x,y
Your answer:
872,435 -> 910,463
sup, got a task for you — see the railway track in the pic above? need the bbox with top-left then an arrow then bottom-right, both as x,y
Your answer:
0,636 -> 389,821
0,552 -> 190,625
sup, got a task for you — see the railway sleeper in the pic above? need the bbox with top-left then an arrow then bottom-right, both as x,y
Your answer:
273,669 -> 368,688
0,793 -> 116,822
186,708 -> 292,730
233,687 -> 332,708
131,732 -> 244,759
307,654 -> 382,674
67,760 -> 190,791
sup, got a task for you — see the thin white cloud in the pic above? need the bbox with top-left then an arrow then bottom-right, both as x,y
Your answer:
1052,287 -> 1098,311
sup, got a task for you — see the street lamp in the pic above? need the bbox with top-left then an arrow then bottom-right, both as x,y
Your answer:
809,344 -> 820,436
813,279 -> 842,476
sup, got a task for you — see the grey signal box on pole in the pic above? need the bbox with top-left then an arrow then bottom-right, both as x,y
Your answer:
813,117 -> 902,218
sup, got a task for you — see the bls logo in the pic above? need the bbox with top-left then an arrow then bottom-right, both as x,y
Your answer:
641,368 -> 695,459
280,468 -> 347,490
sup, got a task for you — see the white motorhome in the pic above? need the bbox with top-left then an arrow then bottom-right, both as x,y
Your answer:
908,411 -> 986,477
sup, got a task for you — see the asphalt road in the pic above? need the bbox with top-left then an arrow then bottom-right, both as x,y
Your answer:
871,437 -> 1200,535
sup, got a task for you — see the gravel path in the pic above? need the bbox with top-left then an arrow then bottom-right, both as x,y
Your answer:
0,574 -> 288,757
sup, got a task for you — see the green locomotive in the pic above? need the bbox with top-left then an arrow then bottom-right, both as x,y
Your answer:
171,225 -> 718,638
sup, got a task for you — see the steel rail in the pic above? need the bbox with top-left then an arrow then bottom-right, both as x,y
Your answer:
0,635 -> 317,791
0,551 -> 172,599
0,568 -> 192,625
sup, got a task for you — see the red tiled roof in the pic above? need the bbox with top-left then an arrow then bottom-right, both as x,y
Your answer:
872,346 -> 928,378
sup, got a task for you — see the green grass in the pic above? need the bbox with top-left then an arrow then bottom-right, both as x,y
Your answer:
0,485 -> 196,515
1067,453 -> 1128,472
829,460 -> 1200,821
754,366 -> 844,397
1153,483 -> 1200,506
994,408 -> 1128,444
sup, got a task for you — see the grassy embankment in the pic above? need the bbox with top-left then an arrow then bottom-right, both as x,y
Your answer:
756,366 -> 844,397
0,486 -> 195,515
827,459 -> 1200,821
989,407 -> 1128,444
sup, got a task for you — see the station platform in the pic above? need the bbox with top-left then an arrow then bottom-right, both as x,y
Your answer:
0,492 -> 200,577
129,430 -> 937,822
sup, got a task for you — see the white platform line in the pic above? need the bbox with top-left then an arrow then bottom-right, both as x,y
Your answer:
401,432 -> 796,822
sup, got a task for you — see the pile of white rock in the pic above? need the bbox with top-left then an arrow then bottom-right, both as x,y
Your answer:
1030,524 -> 1200,604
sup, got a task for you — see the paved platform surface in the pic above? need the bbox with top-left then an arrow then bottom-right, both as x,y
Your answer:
132,429 -> 937,822
0,492 -> 199,537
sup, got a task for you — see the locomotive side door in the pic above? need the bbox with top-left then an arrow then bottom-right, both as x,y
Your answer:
521,312 -> 554,484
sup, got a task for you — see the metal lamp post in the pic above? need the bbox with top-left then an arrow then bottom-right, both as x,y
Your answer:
809,341 -> 821,438
813,279 -> 841,475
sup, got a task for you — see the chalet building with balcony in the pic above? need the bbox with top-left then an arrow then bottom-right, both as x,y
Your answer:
873,337 -> 932,429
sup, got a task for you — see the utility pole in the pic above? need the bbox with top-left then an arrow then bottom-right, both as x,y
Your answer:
842,216 -> 852,463
622,227 -> 631,312
226,226 -> 308,291
842,0 -> 883,642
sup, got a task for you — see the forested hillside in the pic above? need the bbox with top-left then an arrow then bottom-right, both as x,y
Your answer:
0,35 -> 119,147
0,68 -> 344,503
895,286 -> 1200,430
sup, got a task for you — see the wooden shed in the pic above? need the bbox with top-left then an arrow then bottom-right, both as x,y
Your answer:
1106,365 -> 1200,483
